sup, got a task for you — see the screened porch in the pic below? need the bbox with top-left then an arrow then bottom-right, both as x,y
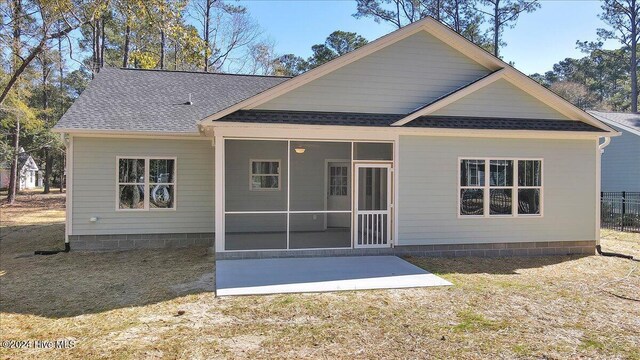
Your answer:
222,139 -> 394,251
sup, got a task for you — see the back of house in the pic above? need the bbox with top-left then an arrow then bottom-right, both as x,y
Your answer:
54,17 -> 618,258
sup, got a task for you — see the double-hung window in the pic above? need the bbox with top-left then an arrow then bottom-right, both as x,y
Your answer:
117,157 -> 176,210
517,160 -> 542,215
459,158 -> 542,217
250,160 -> 280,191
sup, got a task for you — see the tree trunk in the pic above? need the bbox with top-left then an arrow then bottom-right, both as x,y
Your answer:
160,28 -> 165,69
632,0 -> 638,112
204,0 -> 211,71
174,40 -> 178,70
44,148 -> 52,193
123,23 -> 130,68
100,17 -> 105,69
7,0 -> 22,203
7,132 -> 19,200
91,20 -> 97,77
42,51 -> 51,194
454,0 -> 461,33
493,0 -> 500,58
7,119 -> 20,204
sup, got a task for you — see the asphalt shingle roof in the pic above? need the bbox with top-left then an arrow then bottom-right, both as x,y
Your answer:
588,110 -> 640,133
218,110 -> 607,132
54,68 -> 290,133
55,68 -> 606,134
219,110 -> 403,126
407,116 -> 605,132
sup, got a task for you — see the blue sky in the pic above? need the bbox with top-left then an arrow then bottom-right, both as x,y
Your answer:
239,0 -> 619,75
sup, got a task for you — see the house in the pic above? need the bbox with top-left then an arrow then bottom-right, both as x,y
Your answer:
0,148 -> 40,190
53,17 -> 619,258
588,111 -> 640,192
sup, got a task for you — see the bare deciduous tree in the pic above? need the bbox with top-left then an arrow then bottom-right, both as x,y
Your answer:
190,0 -> 261,73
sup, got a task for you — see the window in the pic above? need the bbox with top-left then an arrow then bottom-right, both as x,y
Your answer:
117,157 -> 176,210
460,160 -> 485,216
489,160 -> 513,215
329,165 -> 348,196
149,159 -> 176,209
518,160 -> 542,215
459,158 -> 542,217
250,160 -> 280,190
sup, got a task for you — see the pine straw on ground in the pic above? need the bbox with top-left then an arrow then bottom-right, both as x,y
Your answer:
1,194 -> 639,359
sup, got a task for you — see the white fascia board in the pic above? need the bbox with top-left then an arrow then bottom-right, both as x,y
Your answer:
589,115 -> 640,137
52,128 -> 208,139
391,69 -> 507,126
208,121 -> 615,140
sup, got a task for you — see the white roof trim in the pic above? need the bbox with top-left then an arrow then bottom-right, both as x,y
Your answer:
211,120 -> 617,139
198,17 -> 500,125
52,128 -> 203,137
198,16 -> 616,134
588,112 -> 640,137
392,69 -> 507,126
393,69 -> 617,133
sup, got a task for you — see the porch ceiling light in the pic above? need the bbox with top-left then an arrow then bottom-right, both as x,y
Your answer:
294,146 -> 305,154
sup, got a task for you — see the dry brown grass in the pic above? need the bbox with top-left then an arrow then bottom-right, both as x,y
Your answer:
1,193 -> 639,359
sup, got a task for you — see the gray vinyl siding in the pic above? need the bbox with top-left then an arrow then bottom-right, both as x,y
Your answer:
397,136 -> 596,245
71,137 -> 214,235
601,125 -> 640,192
256,31 -> 491,114
432,79 -> 569,120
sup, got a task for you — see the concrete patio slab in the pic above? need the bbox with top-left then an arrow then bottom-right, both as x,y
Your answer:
215,255 -> 452,296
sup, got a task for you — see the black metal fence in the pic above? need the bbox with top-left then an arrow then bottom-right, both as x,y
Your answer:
601,192 -> 640,233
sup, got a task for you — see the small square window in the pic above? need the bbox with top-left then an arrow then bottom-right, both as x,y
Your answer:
117,157 -> 176,210
250,160 -> 281,190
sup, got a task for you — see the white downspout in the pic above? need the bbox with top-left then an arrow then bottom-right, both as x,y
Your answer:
596,137 -> 611,246
599,137 -> 611,151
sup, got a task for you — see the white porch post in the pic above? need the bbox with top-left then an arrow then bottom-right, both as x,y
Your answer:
214,134 -> 225,253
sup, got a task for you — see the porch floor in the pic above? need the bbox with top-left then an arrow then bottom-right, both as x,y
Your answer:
215,255 -> 452,296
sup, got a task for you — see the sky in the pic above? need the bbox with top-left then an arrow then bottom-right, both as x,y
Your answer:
238,0 -> 620,75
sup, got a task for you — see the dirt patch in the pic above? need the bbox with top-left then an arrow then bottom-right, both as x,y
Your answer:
170,270 -> 216,295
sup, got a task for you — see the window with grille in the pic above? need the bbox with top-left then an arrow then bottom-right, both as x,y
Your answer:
250,160 -> 280,190
118,157 -> 176,210
329,165 -> 348,196
459,158 -> 542,217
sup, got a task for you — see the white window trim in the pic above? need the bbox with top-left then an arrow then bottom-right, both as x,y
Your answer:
249,159 -> 281,191
457,157 -> 543,219
115,156 -> 177,211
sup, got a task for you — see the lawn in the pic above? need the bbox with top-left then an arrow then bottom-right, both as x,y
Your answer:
1,193 -> 639,359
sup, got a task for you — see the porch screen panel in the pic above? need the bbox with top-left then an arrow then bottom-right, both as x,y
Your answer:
225,214 -> 287,250
289,213 -> 351,249
289,141 -> 351,211
354,142 -> 393,161
225,140 -> 288,211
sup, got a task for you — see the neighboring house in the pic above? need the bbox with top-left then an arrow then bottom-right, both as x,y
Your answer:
588,111 -> 640,192
0,148 -> 40,190
53,17 -> 618,257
